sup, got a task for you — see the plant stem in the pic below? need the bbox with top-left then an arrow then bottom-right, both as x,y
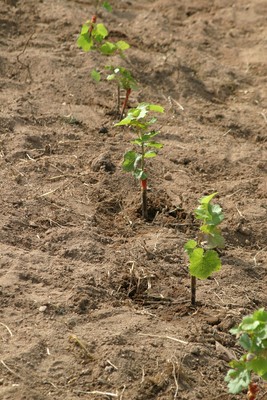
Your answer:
120,88 -> 131,120
141,142 -> 148,220
117,84 -> 121,115
141,180 -> 148,220
191,275 -> 196,305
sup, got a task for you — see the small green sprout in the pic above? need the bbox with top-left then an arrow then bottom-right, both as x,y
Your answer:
106,66 -> 137,118
77,19 -> 129,56
184,193 -> 225,305
77,17 -> 133,116
225,308 -> 267,399
116,103 -> 164,220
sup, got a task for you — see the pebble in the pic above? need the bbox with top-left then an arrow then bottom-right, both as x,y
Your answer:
39,305 -> 47,312
164,172 -> 172,181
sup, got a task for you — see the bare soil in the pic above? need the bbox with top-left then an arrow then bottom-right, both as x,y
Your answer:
0,0 -> 267,399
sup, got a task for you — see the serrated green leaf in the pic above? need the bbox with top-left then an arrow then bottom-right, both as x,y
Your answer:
122,151 -> 139,172
77,33 -> 93,52
91,69 -> 101,82
116,40 -> 130,51
241,317 -> 260,331
184,240 -> 197,257
94,23 -> 108,41
200,225 -> 225,249
81,23 -> 90,35
225,367 -> 250,394
102,1 -> 112,12
100,41 -> 117,55
188,248 -> 221,279
195,192 -> 224,226
253,309 -> 267,323
247,356 -> 267,377
144,151 -> 157,158
239,333 -> 252,351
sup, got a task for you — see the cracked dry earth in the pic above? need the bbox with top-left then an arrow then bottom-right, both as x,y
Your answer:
0,0 -> 267,399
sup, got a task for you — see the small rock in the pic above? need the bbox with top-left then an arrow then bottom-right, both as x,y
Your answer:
190,346 -> 201,356
99,126 -> 108,134
206,316 -> 220,325
39,305 -> 47,312
164,172 -> 172,181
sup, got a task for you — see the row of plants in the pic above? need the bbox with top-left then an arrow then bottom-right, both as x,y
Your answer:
76,3 -> 267,398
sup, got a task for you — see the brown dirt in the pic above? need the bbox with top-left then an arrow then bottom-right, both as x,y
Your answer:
0,0 -> 267,399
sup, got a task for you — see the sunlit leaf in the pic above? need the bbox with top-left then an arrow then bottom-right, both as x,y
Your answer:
188,248 -> 221,279
77,33 -> 93,51
100,41 -> 117,55
225,367 -> 250,394
91,69 -> 101,82
144,151 -> 157,158
116,40 -> 130,51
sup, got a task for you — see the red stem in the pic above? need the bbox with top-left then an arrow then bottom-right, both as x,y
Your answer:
141,179 -> 147,190
88,15 -> 97,35
247,383 -> 259,400
120,88 -> 131,120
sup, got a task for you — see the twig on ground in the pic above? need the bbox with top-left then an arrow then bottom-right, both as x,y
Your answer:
223,129 -> 232,136
139,333 -> 188,345
106,359 -> 118,371
225,188 -> 242,198
0,360 -> 22,379
260,112 -> 267,123
119,385 -> 126,400
0,322 -> 13,337
253,247 -> 267,267
171,359 -> 179,399
74,390 -> 118,397
235,205 -> 245,218
141,366 -> 145,383
16,32 -> 34,82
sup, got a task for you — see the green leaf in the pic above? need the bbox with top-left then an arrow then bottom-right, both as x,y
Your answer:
200,225 -> 225,249
241,317 -> 260,331
195,192 -> 224,226
148,104 -> 164,113
225,367 -> 250,394
102,1 -> 112,12
239,333 -> 252,351
253,309 -> 267,323
77,33 -> 93,52
100,41 -> 117,55
184,240 -> 197,257
93,23 -> 108,41
115,115 -> 133,126
146,141 -> 163,149
106,73 -> 115,81
134,169 -> 147,180
91,69 -> 101,82
122,151 -> 139,172
188,248 -> 221,279
116,40 -> 130,51
247,356 -> 267,377
144,151 -> 157,158
81,23 -> 90,35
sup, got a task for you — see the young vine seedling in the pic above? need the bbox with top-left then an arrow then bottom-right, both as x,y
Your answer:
184,192 -> 225,305
225,308 -> 267,400
115,103 -> 164,220
77,18 -> 129,57
77,16 -> 134,117
106,66 -> 137,119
